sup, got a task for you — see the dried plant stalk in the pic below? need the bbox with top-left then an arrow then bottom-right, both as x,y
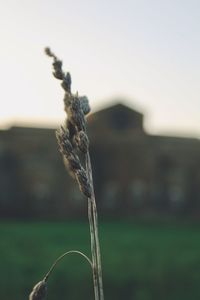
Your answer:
86,153 -> 104,299
45,47 -> 104,300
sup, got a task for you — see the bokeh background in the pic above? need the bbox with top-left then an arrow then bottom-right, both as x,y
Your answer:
0,1 -> 200,299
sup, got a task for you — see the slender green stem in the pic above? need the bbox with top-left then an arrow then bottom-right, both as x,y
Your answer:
92,199 -> 104,300
86,152 -> 104,300
44,250 -> 92,282
88,198 -> 100,300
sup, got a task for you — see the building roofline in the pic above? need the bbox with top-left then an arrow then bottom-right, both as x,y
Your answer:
91,102 -> 143,117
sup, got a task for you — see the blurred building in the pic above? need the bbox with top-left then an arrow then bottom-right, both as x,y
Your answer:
0,103 -> 200,219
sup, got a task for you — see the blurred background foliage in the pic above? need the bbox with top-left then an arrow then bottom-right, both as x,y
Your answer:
1,221 -> 200,300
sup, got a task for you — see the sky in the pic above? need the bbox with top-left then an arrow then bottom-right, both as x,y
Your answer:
0,0 -> 200,137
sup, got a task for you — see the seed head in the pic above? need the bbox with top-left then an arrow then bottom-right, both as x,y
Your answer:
75,131 -> 89,153
76,168 -> 92,198
44,47 -> 55,58
56,127 -> 73,156
67,153 -> 82,172
79,96 -> 91,115
29,280 -> 47,300
52,60 -> 64,80
64,94 -> 85,132
61,72 -> 72,93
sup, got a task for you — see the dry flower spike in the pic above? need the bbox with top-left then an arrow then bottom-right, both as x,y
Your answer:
28,48 -> 104,300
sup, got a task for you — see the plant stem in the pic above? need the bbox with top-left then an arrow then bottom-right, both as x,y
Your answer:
88,198 -> 100,300
44,250 -> 93,281
45,48 -> 104,300
86,152 -> 104,300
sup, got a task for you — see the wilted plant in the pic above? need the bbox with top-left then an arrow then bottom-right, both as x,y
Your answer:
29,48 -> 104,300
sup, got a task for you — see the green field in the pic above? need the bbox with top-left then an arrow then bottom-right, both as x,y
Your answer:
0,221 -> 200,300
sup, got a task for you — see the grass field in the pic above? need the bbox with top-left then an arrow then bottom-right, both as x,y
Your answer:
0,221 -> 200,300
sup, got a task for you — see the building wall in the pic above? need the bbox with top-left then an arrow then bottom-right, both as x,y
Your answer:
0,104 -> 200,219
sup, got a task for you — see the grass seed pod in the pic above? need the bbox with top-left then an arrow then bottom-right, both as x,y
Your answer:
76,131 -> 89,153
29,280 -> 47,300
79,96 -> 91,115
67,154 -> 82,172
52,60 -> 64,80
76,168 -> 92,198
61,72 -> 71,93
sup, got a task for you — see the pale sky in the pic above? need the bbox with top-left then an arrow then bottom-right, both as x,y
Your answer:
0,0 -> 200,137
